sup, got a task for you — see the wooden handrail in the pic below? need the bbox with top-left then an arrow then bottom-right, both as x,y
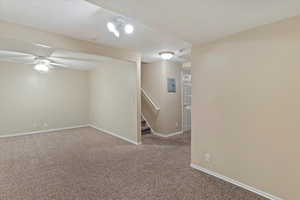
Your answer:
141,88 -> 160,111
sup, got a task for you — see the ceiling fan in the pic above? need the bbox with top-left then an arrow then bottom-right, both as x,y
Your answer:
0,38 -> 107,72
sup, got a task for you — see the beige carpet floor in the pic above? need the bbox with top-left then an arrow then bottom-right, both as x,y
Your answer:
0,127 -> 267,200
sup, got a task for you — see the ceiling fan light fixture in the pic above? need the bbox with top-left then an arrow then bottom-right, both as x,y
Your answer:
124,24 -> 134,34
159,51 -> 175,60
34,59 -> 50,72
34,63 -> 49,72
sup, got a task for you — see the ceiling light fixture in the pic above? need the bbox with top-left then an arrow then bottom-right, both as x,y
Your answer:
159,51 -> 175,60
107,22 -> 120,38
34,59 -> 50,72
107,22 -> 116,32
113,29 -> 120,38
107,18 -> 134,38
124,24 -> 134,34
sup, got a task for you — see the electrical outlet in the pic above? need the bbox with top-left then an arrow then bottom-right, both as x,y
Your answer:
204,153 -> 211,162
43,122 -> 48,128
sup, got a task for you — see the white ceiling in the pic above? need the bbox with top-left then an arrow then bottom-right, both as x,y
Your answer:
87,0 -> 300,44
1,0 -> 300,63
0,0 -> 191,63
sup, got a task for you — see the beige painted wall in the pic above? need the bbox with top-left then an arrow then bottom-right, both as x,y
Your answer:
0,20 -> 141,143
0,58 -> 139,144
142,60 -> 182,134
89,59 -> 138,143
0,62 -> 89,135
192,16 -> 300,200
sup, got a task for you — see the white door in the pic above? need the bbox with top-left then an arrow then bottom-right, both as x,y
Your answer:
182,70 -> 192,131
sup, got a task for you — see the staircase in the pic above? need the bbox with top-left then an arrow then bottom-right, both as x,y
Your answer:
141,117 -> 151,135
141,89 -> 159,135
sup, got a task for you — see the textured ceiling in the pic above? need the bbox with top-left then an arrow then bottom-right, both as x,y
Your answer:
1,0 -> 300,62
0,0 -> 191,63
87,0 -> 300,44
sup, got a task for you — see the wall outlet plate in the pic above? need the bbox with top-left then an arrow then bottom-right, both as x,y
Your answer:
205,153 -> 211,162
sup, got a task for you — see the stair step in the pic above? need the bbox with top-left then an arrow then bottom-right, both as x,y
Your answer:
142,127 -> 151,132
142,127 -> 151,135
141,117 -> 151,135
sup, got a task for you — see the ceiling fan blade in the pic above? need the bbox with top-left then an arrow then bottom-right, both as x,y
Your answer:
50,49 -> 109,63
0,57 -> 36,65
0,37 -> 55,57
0,50 -> 36,64
0,56 -> 36,62
49,62 -> 68,68
49,57 -> 99,69
48,58 -> 97,71
50,56 -> 105,63
0,50 -> 34,57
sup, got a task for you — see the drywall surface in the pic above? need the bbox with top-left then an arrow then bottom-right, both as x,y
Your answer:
0,62 -> 89,135
0,20 -> 141,143
191,16 -> 300,200
89,59 -> 138,143
142,60 -> 182,135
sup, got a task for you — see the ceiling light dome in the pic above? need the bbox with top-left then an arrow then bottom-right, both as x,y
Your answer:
107,22 -> 120,38
124,24 -> 134,34
107,22 -> 116,32
34,59 -> 50,72
159,51 -> 175,60
34,64 -> 49,72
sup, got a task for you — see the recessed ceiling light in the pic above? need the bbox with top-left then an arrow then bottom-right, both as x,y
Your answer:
159,51 -> 175,60
124,24 -> 134,34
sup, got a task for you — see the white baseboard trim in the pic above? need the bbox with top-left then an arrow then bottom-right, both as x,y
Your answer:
0,124 -> 141,145
153,130 -> 183,138
0,125 -> 89,138
88,124 -> 140,145
141,114 -> 183,138
190,163 -> 283,200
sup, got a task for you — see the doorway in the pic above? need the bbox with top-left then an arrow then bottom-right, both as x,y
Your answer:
182,68 -> 192,132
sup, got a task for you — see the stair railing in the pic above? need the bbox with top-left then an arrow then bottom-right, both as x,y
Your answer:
141,88 -> 160,112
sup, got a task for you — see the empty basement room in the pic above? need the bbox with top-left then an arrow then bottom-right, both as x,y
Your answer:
0,1 -> 299,200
